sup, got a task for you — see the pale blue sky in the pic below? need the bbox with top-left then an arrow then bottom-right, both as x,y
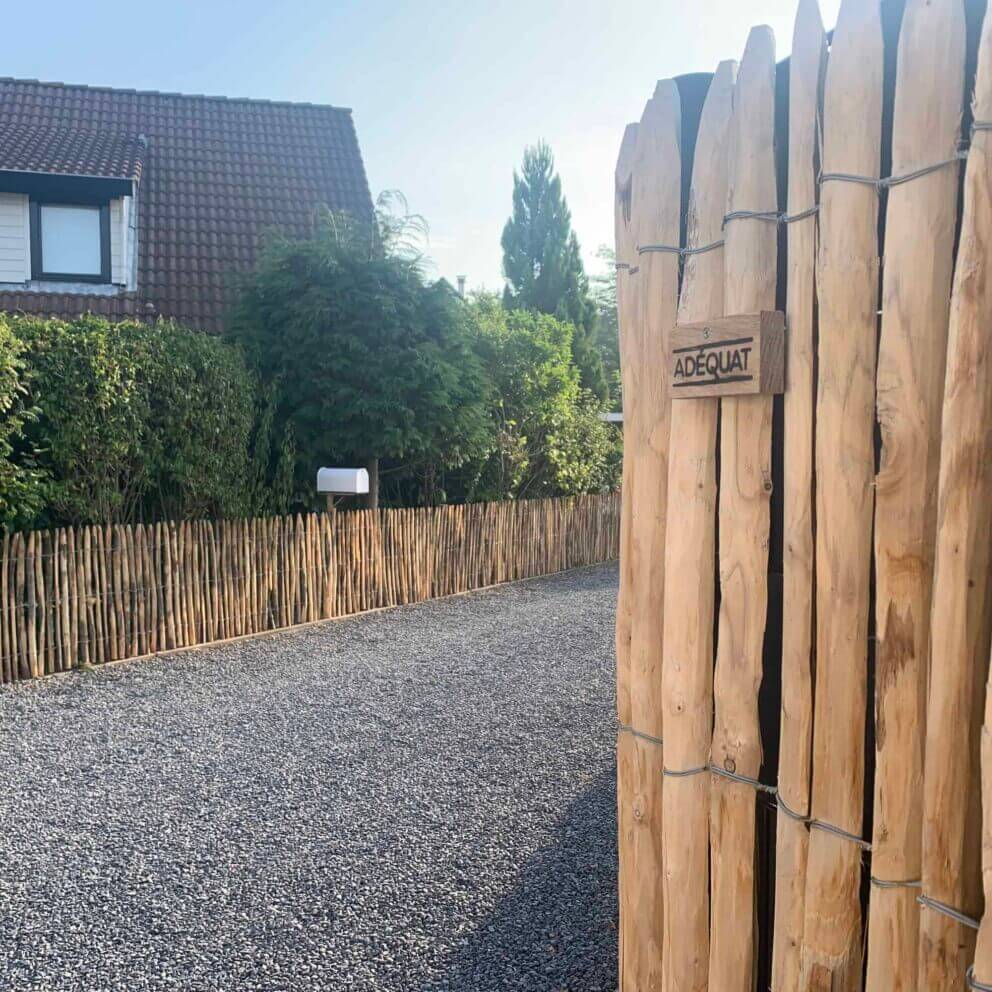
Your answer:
4,0 -> 840,290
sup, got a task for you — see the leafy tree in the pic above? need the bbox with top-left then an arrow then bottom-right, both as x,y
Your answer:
452,295 -> 619,501
590,245 -> 622,408
0,317 -> 45,529
501,142 -> 608,404
228,212 -> 492,508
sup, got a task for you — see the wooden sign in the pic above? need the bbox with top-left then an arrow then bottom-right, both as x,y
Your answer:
670,310 -> 785,398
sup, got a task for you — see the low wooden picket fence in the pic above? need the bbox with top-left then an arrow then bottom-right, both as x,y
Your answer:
0,493 -> 619,683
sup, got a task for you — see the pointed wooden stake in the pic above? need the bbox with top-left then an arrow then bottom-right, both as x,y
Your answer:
616,79 -> 682,992
709,25 -> 777,992
771,3 -> 825,988
917,4 -> 992,986
661,57 -> 735,992
801,0 -> 883,987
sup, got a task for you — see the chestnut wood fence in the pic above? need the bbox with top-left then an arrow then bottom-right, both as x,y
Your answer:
0,493 -> 619,684
615,0 -> 992,988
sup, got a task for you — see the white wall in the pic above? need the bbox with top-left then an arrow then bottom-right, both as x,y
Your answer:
109,196 -> 130,286
0,193 -> 30,283
0,193 -> 132,287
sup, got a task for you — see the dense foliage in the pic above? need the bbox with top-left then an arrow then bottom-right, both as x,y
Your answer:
590,245 -> 622,408
501,142 -> 608,404
0,318 -> 44,529
228,213 -> 493,506
0,315 -> 294,528
448,296 -> 620,502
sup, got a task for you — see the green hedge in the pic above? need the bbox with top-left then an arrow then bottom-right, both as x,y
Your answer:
0,315 -> 294,529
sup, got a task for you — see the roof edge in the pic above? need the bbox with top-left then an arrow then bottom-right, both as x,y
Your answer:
0,76 -> 355,115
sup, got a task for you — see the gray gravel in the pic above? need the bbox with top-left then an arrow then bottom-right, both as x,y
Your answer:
0,563 -> 619,992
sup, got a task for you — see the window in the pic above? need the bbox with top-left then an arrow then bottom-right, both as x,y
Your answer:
30,200 -> 111,283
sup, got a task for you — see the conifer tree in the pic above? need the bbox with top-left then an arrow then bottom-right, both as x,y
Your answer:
501,142 -> 608,403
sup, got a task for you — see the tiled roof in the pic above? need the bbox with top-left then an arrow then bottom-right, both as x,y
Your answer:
0,78 -> 374,331
0,123 -> 145,180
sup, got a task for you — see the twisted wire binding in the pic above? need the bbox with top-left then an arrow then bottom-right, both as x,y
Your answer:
722,206 -> 819,228
775,794 -> 810,823
654,757 -> 872,850
621,123 -> 992,273
968,966 -> 992,992
870,876 -> 921,890
636,239 -> 725,259
820,151 -> 966,193
917,894 -> 980,931
617,721 -> 663,747
663,763 -> 708,778
723,208 -> 781,227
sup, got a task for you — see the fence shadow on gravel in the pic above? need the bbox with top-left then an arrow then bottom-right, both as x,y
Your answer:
0,494 -> 620,684
424,770 -> 618,992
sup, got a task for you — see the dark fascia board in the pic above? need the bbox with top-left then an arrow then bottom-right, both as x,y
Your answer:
0,170 -> 134,200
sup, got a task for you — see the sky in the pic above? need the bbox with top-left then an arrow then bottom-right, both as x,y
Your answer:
3,0 -> 842,291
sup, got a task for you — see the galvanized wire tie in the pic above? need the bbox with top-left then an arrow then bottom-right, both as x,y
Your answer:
623,123 -> 992,272
648,748 -> 874,850
917,894 -> 980,931
820,150 -> 967,193
869,876 -> 921,890
723,205 -> 820,227
968,966 -> 992,992
636,239 -> 725,258
616,721 -> 663,747
663,762 -> 785,799
773,794 -> 871,851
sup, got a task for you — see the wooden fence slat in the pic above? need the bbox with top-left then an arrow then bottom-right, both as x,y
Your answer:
1,532 -> 11,683
660,56 -> 734,992
771,4 -> 826,988
801,0 -> 883,986
615,120 -> 639,732
708,26 -> 777,992
864,1 -> 965,987
917,6 -> 992,986
974,653 -> 992,986
616,78 -> 681,992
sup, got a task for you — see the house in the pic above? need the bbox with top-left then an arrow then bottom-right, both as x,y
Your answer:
0,77 -> 374,331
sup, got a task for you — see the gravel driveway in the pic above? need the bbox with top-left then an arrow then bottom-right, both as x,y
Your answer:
0,563 -> 619,992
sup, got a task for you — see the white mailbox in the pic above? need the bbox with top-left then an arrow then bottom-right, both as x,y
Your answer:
316,467 -> 370,495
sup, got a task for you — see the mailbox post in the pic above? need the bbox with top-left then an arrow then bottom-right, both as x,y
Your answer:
316,467 -> 370,514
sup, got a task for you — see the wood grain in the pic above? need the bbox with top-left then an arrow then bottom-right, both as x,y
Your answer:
918,5 -> 992,987
708,25 -> 777,992
671,310 -> 784,398
975,660 -> 992,986
661,57 -> 734,992
865,1 -> 965,988
615,121 -> 639,732
617,79 -> 682,992
771,3 -> 825,987
801,0 -> 883,987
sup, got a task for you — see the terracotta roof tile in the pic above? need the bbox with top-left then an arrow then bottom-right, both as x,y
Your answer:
0,123 -> 144,179
0,78 -> 374,331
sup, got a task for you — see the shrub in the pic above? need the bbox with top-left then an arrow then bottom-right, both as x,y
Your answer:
6,315 -> 287,526
0,316 -> 45,529
452,295 -> 621,501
